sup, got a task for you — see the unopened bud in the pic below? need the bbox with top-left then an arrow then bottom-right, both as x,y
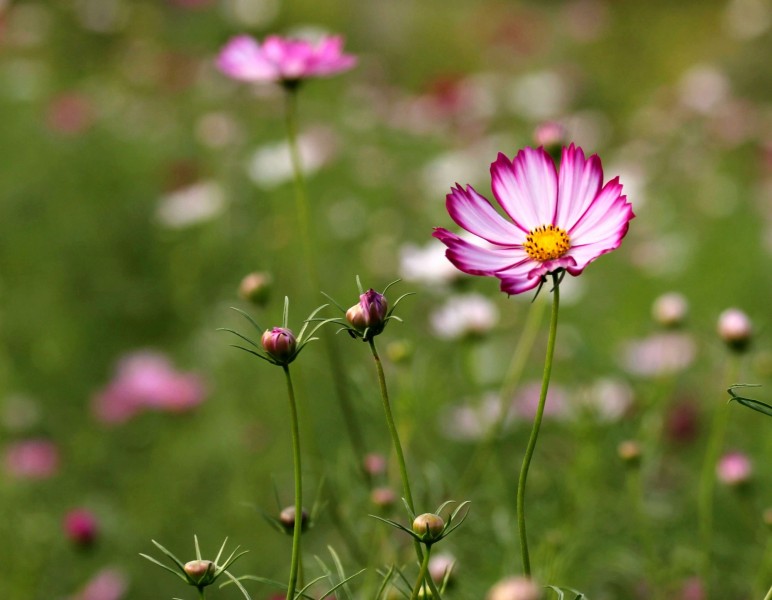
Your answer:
652,292 -> 688,328
412,513 -> 445,542
63,508 -> 99,547
370,486 -> 397,508
347,289 -> 388,336
486,576 -> 542,600
239,272 -> 271,306
428,553 -> 456,585
261,327 -> 296,363
184,560 -> 215,585
279,505 -> 309,533
716,451 -> 752,487
533,122 -> 566,162
617,440 -> 642,466
717,308 -> 752,352
363,453 -> 387,477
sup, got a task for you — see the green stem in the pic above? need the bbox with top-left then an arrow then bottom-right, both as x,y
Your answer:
284,87 -> 368,479
368,338 -> 415,513
283,365 -> 303,600
409,546 -> 432,600
697,355 -> 741,597
458,297 -> 546,493
516,272 -> 561,577
198,587 -> 206,600
763,583 -> 772,600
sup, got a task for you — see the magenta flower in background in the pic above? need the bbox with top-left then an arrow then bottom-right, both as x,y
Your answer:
216,34 -> 356,85
64,508 -> 99,547
433,144 -> 634,294
3,438 -> 60,479
92,352 -> 207,425
716,451 -> 753,486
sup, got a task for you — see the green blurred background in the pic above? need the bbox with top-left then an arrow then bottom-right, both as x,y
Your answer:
0,0 -> 770,598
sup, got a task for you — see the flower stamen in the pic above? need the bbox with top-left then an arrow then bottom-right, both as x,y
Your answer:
523,225 -> 570,262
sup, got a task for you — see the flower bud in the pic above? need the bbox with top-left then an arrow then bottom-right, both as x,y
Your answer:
652,292 -> 688,328
717,308 -> 752,352
486,576 -> 542,600
261,327 -> 296,363
716,451 -> 752,487
412,513 -> 445,542
363,453 -> 387,477
184,560 -> 215,585
346,289 -> 388,335
533,122 -> 566,163
370,486 -> 397,508
428,553 -> 456,585
63,508 -> 99,547
617,440 -> 642,466
238,272 -> 271,306
279,505 -> 309,533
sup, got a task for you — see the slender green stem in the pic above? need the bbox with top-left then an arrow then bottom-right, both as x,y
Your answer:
283,365 -> 303,600
368,338 -> 415,513
458,298 -> 546,493
284,87 -> 368,478
697,355 -> 741,597
198,587 -> 206,600
409,546 -> 433,600
763,583 -> 772,600
516,272 -> 561,577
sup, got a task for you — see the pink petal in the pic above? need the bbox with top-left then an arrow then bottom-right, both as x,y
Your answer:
564,228 -> 629,275
216,35 -> 278,82
568,178 -> 633,243
446,184 -> 525,245
555,144 -> 603,230
433,229 -> 526,275
491,148 -> 558,232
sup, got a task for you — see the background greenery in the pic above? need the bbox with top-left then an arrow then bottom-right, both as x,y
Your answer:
0,0 -> 770,598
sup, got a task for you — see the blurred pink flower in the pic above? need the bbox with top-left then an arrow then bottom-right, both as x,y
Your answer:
46,92 -> 94,135
622,332 -> 696,377
64,508 -> 99,547
217,34 -> 356,84
4,438 -> 60,479
716,451 -> 752,486
92,352 -> 207,425
434,145 -> 634,294
72,568 -> 128,600
514,382 -> 569,421
679,576 -> 705,600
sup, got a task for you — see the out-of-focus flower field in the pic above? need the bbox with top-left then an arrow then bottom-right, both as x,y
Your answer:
0,0 -> 770,598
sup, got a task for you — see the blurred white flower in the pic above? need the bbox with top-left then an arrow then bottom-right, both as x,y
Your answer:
724,0 -> 771,40
156,181 -> 226,229
430,293 -> 499,340
246,126 -> 338,189
678,65 -> 730,115
621,332 -> 696,377
513,382 -> 569,421
574,378 -> 633,421
399,239 -> 461,286
507,70 -> 570,120
440,392 -> 504,440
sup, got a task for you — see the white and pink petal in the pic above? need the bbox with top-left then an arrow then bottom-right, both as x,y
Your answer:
433,229 -> 526,276
555,144 -> 603,230
446,185 -> 526,245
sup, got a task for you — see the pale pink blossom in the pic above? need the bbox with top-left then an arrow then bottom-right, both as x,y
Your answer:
434,145 -> 634,294
217,34 -> 356,84
717,308 -> 752,350
72,568 -> 128,600
92,352 -> 206,424
486,576 -> 542,600
622,332 -> 696,378
717,451 -> 753,486
514,382 -> 569,421
3,438 -> 60,479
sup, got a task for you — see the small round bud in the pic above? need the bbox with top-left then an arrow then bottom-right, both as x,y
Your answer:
261,327 -> 296,363
370,486 -> 397,508
238,272 -> 271,306
363,453 -> 387,477
763,507 -> 772,529
717,308 -> 752,352
486,576 -> 542,600
184,560 -> 215,585
617,440 -> 642,466
533,122 -> 566,159
652,292 -> 688,328
63,508 -> 99,547
716,451 -> 752,487
279,505 -> 309,533
428,553 -> 455,585
346,289 -> 388,336
412,513 -> 445,542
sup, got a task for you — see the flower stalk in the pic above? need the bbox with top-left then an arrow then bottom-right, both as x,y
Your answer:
283,364 -> 303,600
516,271 -> 561,577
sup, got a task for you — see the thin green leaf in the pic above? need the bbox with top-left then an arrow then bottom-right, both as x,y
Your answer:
230,345 -> 273,363
230,307 -> 263,334
375,565 -> 397,600
369,514 -> 415,537
282,296 -> 289,329
139,553 -> 187,582
389,292 -> 415,312
151,539 -> 186,570
297,303 -> 328,340
320,292 -> 347,314
730,395 -> 772,417
381,278 -> 402,295
295,573 -> 330,598
319,568 -> 366,600
213,537 -> 227,565
435,500 -> 456,515
326,546 -> 353,600
218,328 -> 260,349
194,534 -> 202,561
221,570 -> 253,600
355,275 -> 364,295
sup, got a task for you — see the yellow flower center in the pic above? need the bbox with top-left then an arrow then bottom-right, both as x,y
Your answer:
523,224 -> 571,262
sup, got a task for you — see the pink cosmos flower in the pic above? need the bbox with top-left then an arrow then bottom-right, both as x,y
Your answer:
433,144 -> 634,294
216,34 -> 356,84
92,352 -> 207,425
4,438 -> 60,479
